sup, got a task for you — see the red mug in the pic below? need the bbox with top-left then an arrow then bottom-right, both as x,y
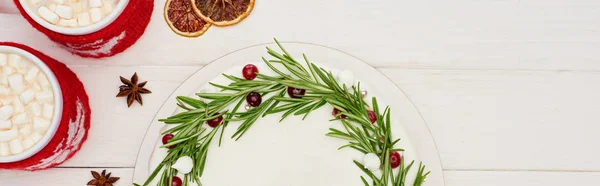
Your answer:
0,42 -> 91,171
11,0 -> 153,58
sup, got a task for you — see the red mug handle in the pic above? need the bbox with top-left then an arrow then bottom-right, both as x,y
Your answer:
0,1 -> 20,14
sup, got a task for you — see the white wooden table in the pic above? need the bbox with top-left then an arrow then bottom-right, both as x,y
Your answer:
1,0 -> 600,185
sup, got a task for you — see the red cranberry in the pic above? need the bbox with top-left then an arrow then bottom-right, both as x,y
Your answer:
207,113 -> 224,128
368,110 -> 377,124
287,87 -> 306,98
242,64 -> 259,80
332,108 -> 347,119
390,152 -> 402,169
168,176 -> 183,186
162,134 -> 175,149
246,92 -> 262,107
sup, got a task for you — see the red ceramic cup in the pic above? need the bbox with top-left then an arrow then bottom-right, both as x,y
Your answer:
0,42 -> 91,171
13,0 -> 153,58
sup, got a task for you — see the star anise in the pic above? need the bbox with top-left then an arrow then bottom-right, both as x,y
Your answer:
87,169 -> 120,186
117,72 -> 152,107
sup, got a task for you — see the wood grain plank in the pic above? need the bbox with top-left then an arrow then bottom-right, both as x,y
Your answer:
380,68 -> 600,171
3,168 -> 600,186
0,0 -> 599,70
445,170 -> 600,186
0,168 -> 133,186
56,66 -> 199,167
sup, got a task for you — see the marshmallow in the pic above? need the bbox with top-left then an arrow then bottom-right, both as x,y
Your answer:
28,102 -> 42,117
9,139 -> 23,154
59,19 -> 78,27
33,83 -> 42,92
0,120 -> 11,130
52,0 -> 66,4
2,66 -> 15,85
19,125 -> 32,137
7,54 -> 21,68
0,128 -> 17,142
30,132 -> 42,143
73,2 -> 87,13
38,6 -> 60,24
0,53 -> 6,66
89,0 -> 102,8
0,105 -> 14,120
43,104 -> 54,119
0,86 -> 10,96
20,90 -> 35,105
172,156 -> 194,174
8,74 -> 25,94
22,138 -> 35,149
12,112 -> 28,126
362,153 -> 381,172
0,143 -> 9,156
33,117 -> 50,132
37,74 -> 50,88
12,97 -> 24,113
0,99 -> 12,106
90,8 -> 103,23
55,5 -> 74,19
77,12 -> 91,27
36,91 -> 54,103
25,67 -> 40,83
29,0 -> 43,6
47,3 -> 57,12
102,1 -> 113,15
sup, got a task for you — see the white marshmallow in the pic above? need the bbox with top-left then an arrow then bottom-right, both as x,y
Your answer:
89,0 -> 102,8
0,143 -> 9,156
0,105 -> 13,121
58,19 -> 78,27
89,8 -> 103,23
12,112 -> 28,126
29,0 -> 43,6
36,91 -> 53,103
22,138 -> 34,149
20,90 -> 35,105
48,3 -> 57,12
25,67 -> 40,83
12,97 -> 24,113
73,2 -> 87,13
43,104 -> 54,119
362,153 -> 381,172
55,5 -> 73,19
172,156 -> 194,174
30,132 -> 42,143
7,54 -> 21,68
28,102 -> 42,117
32,83 -> 42,92
52,0 -> 66,4
2,66 -> 15,85
37,74 -> 49,88
33,117 -> 50,132
0,120 -> 11,130
0,86 -> 10,96
0,99 -> 12,106
19,125 -> 32,137
8,74 -> 25,94
77,12 -> 91,27
0,128 -> 17,142
38,6 -> 59,25
102,1 -> 114,15
0,53 -> 6,66
9,139 -> 23,154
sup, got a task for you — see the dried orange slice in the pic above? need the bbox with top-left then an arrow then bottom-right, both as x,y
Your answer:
192,0 -> 255,27
165,0 -> 211,37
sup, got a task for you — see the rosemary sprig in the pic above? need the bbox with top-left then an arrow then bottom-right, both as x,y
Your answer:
136,39 -> 429,186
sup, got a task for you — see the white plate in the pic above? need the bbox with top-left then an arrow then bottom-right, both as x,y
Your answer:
132,42 -> 444,186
